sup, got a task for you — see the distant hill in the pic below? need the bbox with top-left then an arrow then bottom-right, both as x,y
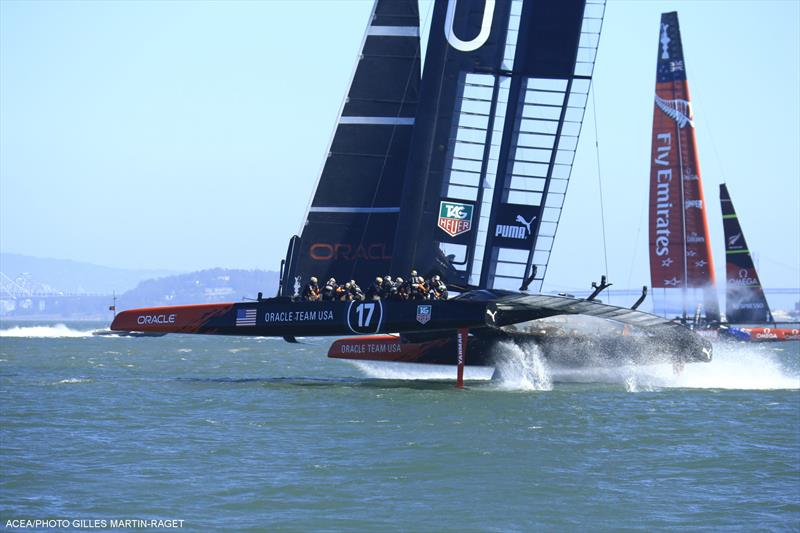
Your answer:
118,268 -> 279,309
0,256 -> 280,318
0,253 -> 179,295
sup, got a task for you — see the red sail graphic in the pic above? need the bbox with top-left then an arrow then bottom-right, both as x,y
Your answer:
648,12 -> 718,320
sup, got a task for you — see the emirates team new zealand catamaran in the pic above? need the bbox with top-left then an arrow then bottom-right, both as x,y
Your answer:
112,0 -> 713,378
647,12 -> 798,344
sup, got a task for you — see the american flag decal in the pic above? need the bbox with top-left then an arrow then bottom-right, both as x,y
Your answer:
235,308 -> 257,326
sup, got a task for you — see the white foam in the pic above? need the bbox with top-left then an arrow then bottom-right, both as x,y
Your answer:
490,341 -> 553,391
0,324 -> 96,338
350,361 -> 494,381
352,340 -> 798,391
57,377 -> 93,384
547,342 -> 799,390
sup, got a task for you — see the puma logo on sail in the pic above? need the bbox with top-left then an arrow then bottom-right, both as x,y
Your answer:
495,215 -> 536,240
515,215 -> 535,235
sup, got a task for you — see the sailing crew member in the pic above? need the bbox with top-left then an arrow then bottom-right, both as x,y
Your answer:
349,280 -> 365,301
429,275 -> 448,300
338,282 -> 352,301
302,277 -> 321,301
409,269 -> 427,300
381,276 -> 394,299
393,277 -> 409,300
321,278 -> 338,301
366,277 -> 383,300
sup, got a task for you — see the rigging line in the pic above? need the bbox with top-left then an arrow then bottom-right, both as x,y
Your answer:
691,84 -> 726,184
625,194 -> 647,292
590,82 -> 609,282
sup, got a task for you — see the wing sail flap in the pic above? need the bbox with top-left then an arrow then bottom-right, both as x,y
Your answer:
720,183 -> 773,323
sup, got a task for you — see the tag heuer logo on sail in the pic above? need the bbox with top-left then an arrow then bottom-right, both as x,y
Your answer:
438,201 -> 473,237
416,305 -> 432,325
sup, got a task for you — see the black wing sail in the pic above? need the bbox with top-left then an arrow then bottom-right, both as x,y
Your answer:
282,0 -> 421,296
392,0 -> 605,292
720,183 -> 773,323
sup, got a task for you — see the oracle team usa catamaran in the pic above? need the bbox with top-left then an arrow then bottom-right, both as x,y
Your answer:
112,0 -> 713,378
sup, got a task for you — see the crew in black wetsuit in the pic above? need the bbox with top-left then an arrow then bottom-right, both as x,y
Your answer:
429,275 -> 448,300
409,270 -> 427,300
366,277 -> 383,300
302,277 -> 321,301
380,276 -> 394,299
392,277 -> 408,300
349,280 -> 365,301
321,278 -> 338,301
338,282 -> 352,301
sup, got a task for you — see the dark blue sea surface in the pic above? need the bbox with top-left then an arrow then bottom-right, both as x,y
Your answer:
1,322 -> 798,531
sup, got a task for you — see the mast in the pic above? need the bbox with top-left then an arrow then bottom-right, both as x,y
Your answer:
648,12 -> 718,322
720,183 -> 773,323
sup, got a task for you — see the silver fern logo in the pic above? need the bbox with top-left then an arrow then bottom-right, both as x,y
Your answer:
655,94 -> 693,128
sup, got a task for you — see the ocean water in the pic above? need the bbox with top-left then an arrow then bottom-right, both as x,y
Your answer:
1,321 -> 798,531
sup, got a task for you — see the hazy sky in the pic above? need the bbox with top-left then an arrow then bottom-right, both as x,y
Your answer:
1,0 -> 798,293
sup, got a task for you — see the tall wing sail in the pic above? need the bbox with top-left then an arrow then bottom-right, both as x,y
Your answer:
283,0 -> 420,295
648,12 -> 718,321
720,184 -> 773,323
392,0 -> 605,292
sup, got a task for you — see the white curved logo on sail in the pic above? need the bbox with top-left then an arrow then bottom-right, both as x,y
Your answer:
655,94 -> 693,128
444,0 -> 495,52
515,215 -> 535,236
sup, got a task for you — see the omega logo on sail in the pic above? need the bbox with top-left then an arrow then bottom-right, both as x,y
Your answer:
444,0 -> 495,52
728,268 -> 758,287
653,132 -> 673,257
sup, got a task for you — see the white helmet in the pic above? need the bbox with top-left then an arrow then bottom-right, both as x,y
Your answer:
310,276 -> 318,283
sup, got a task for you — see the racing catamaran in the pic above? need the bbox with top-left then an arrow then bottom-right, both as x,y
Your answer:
718,184 -> 799,342
645,12 -> 796,343
648,11 -> 718,326
112,0 -> 713,378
